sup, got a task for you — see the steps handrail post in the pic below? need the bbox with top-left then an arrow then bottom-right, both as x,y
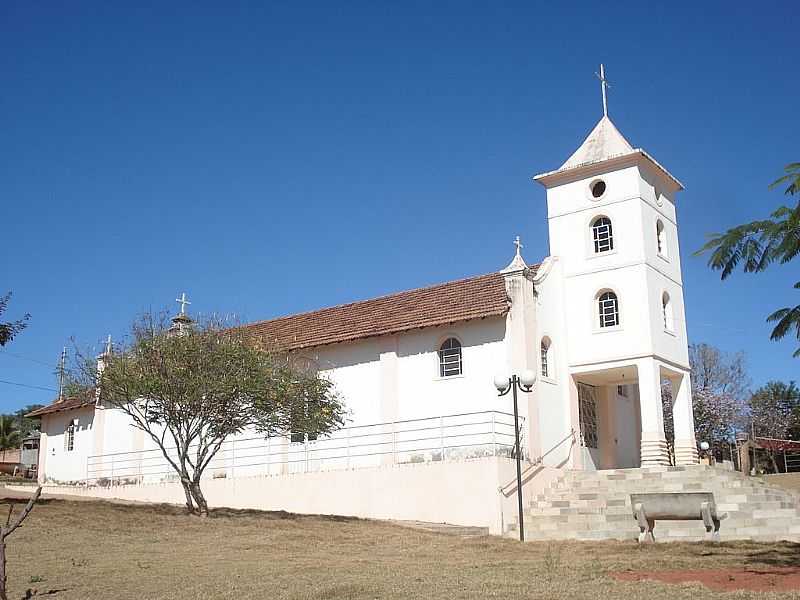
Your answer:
392,421 -> 397,465
346,427 -> 351,469
491,412 -> 496,456
439,416 -> 445,461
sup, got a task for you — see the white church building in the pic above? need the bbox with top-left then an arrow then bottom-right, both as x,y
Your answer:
29,101 -> 709,537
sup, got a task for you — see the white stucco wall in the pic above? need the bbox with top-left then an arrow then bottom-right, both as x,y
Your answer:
543,161 -> 689,372
530,258 -> 575,468
38,407 -> 95,483
33,457 -> 563,535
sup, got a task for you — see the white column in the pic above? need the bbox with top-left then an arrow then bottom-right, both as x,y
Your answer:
636,358 -> 670,466
502,270 -> 540,461
671,371 -> 699,465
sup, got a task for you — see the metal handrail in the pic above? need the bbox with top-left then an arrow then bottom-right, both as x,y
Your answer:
82,410 -> 524,483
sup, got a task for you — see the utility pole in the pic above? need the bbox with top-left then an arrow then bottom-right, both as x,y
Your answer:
57,347 -> 66,401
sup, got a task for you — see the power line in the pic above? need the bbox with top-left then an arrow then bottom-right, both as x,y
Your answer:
0,350 -> 57,369
0,379 -> 58,393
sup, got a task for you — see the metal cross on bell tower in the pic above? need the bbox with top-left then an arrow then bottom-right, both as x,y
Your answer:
595,64 -> 610,117
175,292 -> 191,316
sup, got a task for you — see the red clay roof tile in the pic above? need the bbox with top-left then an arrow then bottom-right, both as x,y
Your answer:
238,271 -> 522,351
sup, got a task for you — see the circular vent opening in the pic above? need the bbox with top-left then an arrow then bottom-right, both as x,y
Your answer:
591,180 -> 606,198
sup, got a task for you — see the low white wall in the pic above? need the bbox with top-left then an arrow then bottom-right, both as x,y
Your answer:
37,457 -> 564,535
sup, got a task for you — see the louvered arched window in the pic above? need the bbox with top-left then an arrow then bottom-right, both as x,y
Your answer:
597,291 -> 620,328
438,338 -> 462,377
662,291 -> 674,331
540,338 -> 551,378
592,217 -> 614,253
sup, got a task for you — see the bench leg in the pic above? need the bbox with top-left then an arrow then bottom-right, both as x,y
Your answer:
634,503 -> 655,543
700,502 -> 721,542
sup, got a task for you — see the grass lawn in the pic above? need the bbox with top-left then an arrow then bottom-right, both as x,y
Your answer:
6,494 -> 800,599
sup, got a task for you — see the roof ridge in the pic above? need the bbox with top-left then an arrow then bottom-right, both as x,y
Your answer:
237,271 -> 505,329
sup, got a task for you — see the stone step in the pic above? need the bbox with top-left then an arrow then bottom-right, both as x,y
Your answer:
508,466 -> 800,543
531,496 -> 794,510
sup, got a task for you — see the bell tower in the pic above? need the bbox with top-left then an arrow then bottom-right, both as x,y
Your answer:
533,67 -> 698,467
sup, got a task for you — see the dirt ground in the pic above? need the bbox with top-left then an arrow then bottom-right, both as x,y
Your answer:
5,490 -> 800,600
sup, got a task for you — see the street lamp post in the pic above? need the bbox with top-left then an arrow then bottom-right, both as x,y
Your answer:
494,369 -> 535,542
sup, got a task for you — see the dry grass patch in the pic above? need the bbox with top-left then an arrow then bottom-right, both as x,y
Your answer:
5,496 -> 800,599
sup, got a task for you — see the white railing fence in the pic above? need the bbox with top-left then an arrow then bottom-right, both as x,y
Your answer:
85,410 -> 525,486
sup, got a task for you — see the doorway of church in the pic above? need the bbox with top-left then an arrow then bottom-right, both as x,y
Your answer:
577,381 -> 642,470
578,383 -> 600,469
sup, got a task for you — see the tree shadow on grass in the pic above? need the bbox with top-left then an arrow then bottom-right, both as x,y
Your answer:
207,506 -> 363,523
744,542 -> 800,567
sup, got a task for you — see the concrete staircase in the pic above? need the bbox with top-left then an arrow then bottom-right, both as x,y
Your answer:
508,465 -> 800,542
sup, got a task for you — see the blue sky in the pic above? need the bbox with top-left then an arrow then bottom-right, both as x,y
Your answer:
1,1 -> 798,412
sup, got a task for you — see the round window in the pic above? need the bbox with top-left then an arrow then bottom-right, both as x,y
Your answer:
590,180 -> 606,198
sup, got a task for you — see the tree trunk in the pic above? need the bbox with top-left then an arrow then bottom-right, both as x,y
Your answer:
180,480 -> 196,514
188,480 -> 209,517
769,451 -> 780,474
0,532 -> 7,600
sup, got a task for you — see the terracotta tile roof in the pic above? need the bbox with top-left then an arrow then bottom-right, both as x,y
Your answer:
27,269 -> 533,418
239,270 -> 529,351
26,393 -> 95,418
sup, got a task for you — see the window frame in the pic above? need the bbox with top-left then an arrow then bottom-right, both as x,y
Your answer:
662,291 -> 675,333
64,420 -> 75,452
596,290 -> 620,329
591,216 -> 614,254
656,219 -> 668,260
437,337 -> 463,378
540,338 -> 549,379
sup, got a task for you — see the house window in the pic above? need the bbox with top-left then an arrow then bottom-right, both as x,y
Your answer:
64,421 -> 75,452
597,291 -> 619,328
438,338 -> 462,377
617,384 -> 629,398
656,220 -> 666,256
592,217 -> 614,253
540,338 -> 551,378
662,292 -> 674,331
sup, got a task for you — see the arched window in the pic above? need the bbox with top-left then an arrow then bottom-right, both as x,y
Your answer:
438,338 -> 462,377
540,338 -> 551,378
597,291 -> 619,328
656,220 -> 666,256
592,217 -> 614,253
662,292 -> 674,331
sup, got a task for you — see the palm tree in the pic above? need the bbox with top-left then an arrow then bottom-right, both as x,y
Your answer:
697,163 -> 800,356
0,416 -> 21,451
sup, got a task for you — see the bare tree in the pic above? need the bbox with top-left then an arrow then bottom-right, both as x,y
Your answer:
662,343 -> 749,462
78,312 -> 346,516
0,487 -> 42,600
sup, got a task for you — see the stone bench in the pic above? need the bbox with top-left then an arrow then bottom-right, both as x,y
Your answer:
630,492 -> 727,542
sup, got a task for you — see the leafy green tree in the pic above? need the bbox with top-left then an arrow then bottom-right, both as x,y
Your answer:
85,312 -> 346,516
0,416 -> 21,451
697,163 -> 800,356
0,293 -> 29,347
748,380 -> 800,472
13,405 -> 44,438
